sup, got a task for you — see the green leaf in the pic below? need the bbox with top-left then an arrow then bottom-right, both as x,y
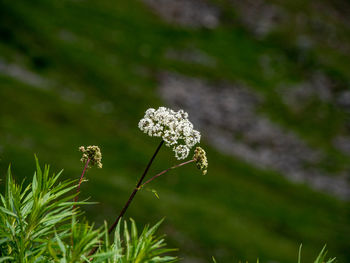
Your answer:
298,244 -> 302,263
152,189 -> 160,199
0,206 -> 17,217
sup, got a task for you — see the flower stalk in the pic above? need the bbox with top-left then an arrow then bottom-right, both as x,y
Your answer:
107,140 -> 164,234
73,157 -> 90,206
88,140 -> 164,256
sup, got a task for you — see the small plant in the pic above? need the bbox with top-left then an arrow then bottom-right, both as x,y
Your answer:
0,158 -> 177,262
299,244 -> 336,263
88,107 -> 207,255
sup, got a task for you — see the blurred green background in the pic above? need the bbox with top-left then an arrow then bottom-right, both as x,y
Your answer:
0,0 -> 350,262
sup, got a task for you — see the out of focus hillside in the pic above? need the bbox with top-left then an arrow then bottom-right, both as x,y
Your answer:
0,0 -> 349,262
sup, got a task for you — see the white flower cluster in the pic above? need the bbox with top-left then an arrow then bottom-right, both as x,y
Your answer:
138,107 -> 201,160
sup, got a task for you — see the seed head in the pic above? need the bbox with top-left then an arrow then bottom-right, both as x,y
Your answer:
193,147 -> 208,175
139,107 -> 201,160
79,145 -> 103,169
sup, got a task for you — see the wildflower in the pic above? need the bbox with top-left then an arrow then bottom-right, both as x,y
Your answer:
139,107 -> 200,159
193,147 -> 208,175
79,145 -> 103,169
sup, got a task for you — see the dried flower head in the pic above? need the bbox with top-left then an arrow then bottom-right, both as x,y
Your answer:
79,145 -> 103,169
193,147 -> 208,175
139,107 -> 201,160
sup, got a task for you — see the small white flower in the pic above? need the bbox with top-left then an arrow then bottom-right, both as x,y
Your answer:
138,118 -> 154,134
185,130 -> 201,148
175,109 -> 188,120
163,130 -> 178,146
177,119 -> 193,137
174,145 -> 190,160
145,108 -> 156,118
152,123 -> 164,137
139,107 -> 201,160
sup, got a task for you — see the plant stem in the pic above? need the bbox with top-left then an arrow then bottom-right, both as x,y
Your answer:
108,140 -> 164,233
73,158 -> 90,208
140,159 -> 195,189
88,140 -> 164,256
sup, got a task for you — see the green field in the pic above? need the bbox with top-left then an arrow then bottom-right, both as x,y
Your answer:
0,0 -> 350,262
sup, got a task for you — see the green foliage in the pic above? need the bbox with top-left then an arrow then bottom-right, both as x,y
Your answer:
305,245 -> 336,263
211,244 -> 336,263
93,219 -> 177,263
1,0 -> 350,261
0,157 -> 77,262
0,159 -> 176,262
0,156 -> 336,262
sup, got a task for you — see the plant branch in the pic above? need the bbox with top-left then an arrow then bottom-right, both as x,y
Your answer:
140,159 -> 195,189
